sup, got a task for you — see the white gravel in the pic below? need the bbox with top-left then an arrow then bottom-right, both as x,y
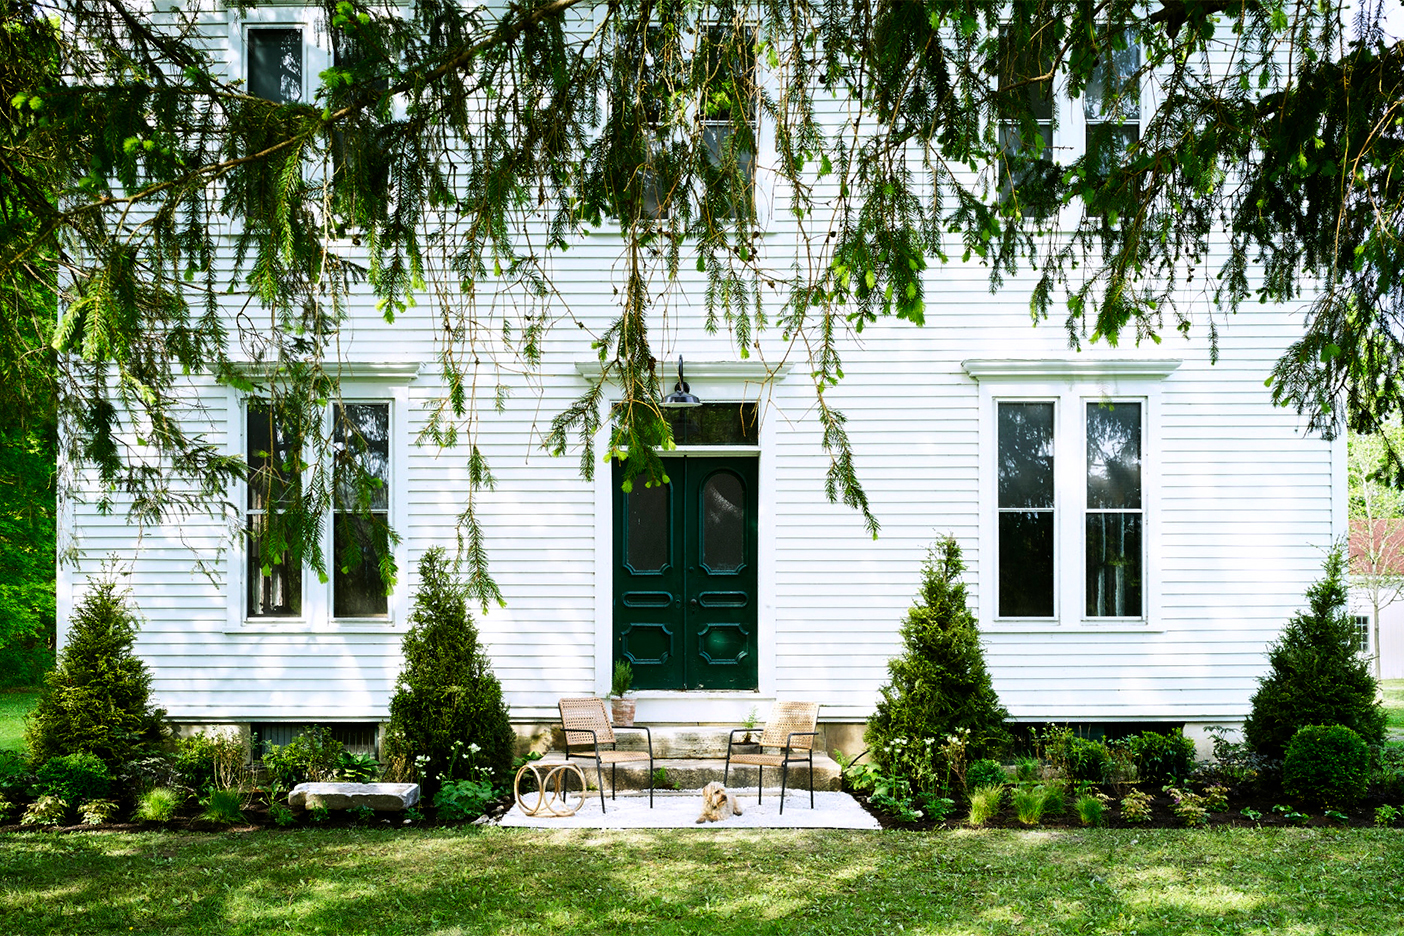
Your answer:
499,789 -> 880,830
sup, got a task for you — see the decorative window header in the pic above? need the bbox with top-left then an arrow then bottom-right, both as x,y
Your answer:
962,359 -> 1181,381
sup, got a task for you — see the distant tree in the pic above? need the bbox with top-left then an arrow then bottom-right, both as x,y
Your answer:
1347,424 -> 1404,678
1243,548 -> 1386,759
24,579 -> 166,770
866,537 -> 1010,780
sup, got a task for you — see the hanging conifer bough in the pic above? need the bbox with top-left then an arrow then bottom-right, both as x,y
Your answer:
865,537 -> 1010,774
2,1 -> 1402,601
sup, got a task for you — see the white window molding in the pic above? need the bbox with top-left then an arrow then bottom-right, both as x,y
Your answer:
967,358 -> 1178,633
223,372 -> 415,635
226,6 -> 330,105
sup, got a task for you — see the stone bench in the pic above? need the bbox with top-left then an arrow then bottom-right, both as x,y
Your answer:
288,782 -> 421,812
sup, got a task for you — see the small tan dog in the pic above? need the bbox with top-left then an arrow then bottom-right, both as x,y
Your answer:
696,781 -> 744,823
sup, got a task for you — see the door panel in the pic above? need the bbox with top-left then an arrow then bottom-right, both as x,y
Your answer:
614,456 -> 758,690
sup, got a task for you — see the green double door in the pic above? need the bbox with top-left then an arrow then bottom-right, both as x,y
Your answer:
613,456 -> 759,691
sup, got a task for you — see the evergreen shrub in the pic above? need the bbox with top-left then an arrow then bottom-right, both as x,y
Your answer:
1282,724 -> 1370,807
24,580 -> 165,771
1243,549 -> 1386,758
34,751 -> 110,806
1128,728 -> 1196,785
384,549 -> 516,794
866,537 -> 1010,791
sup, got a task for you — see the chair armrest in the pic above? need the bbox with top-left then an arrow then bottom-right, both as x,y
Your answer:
614,724 -> 653,753
563,727 -> 601,757
782,730 -> 819,758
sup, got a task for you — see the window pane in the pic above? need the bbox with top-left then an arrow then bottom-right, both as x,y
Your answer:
1086,513 -> 1142,617
998,402 -> 1054,508
666,402 -> 758,445
1084,123 -> 1140,177
246,402 -> 299,510
334,403 -> 389,510
999,511 -> 1055,617
998,31 -> 1053,121
248,515 -> 301,617
625,482 -> 670,573
248,28 -> 302,103
701,472 -> 745,573
1084,33 -> 1140,121
334,513 -> 389,617
701,122 -> 754,218
1087,402 -> 1141,509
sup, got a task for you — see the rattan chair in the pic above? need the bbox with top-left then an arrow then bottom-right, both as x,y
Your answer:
723,701 -> 820,814
558,697 -> 654,812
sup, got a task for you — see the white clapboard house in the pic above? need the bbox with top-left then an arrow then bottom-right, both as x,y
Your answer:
57,6 -> 1343,758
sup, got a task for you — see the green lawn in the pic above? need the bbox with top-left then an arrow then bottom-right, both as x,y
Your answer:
0,690 -> 37,752
1,827 -> 1402,935
1382,679 -> 1404,732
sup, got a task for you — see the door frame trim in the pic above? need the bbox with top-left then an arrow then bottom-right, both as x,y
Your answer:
591,372 -> 783,706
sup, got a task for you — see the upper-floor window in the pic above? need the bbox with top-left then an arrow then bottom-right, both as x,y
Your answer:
247,27 -> 303,103
1082,32 -> 1141,178
699,22 -> 756,220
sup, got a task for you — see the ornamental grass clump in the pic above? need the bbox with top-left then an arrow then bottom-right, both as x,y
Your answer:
966,784 -> 1004,827
1243,549 -> 1386,758
1075,793 -> 1107,827
135,787 -> 180,822
384,549 -> 516,796
866,538 -> 1010,797
1012,785 -> 1047,825
24,579 -> 166,771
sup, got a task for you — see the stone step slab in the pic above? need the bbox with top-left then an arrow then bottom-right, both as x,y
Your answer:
289,782 -> 421,812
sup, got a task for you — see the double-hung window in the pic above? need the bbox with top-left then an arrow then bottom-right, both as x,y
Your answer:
974,360 -> 1174,628
239,391 -> 403,629
699,22 -> 757,220
238,9 -> 329,107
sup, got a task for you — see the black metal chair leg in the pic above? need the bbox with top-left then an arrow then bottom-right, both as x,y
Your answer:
595,760 -> 607,813
780,761 -> 789,815
757,766 -> 763,804
648,755 -> 654,807
808,751 -> 815,808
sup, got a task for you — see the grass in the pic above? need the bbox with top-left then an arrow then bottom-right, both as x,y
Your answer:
2,827 -> 1402,935
1381,679 -> 1404,732
0,690 -> 38,752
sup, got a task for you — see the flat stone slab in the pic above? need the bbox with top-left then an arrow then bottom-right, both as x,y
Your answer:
288,782 -> 420,812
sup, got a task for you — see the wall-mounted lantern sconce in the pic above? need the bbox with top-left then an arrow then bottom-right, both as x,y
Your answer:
661,355 -> 702,408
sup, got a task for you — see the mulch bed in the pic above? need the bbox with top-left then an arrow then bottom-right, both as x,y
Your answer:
851,785 -> 1394,831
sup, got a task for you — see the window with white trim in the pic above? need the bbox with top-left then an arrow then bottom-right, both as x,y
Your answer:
1352,614 -> 1371,655
242,397 -> 397,624
989,390 -> 1151,624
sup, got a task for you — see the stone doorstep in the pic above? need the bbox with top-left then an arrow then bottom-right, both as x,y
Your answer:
534,755 -> 841,793
288,782 -> 421,812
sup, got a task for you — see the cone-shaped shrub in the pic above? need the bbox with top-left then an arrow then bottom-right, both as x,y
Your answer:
866,537 -> 1011,776
1243,548 -> 1385,758
25,579 -> 165,770
385,549 -> 515,793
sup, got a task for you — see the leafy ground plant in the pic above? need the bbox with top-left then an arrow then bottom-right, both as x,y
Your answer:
20,795 -> 66,826
432,779 -> 496,822
1121,790 -> 1154,824
78,799 -> 118,825
1374,804 -> 1399,827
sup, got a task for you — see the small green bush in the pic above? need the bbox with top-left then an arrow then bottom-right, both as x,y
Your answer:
175,733 -> 248,794
268,802 -> 297,827
262,727 -> 344,788
1128,729 -> 1196,785
0,794 -> 15,821
21,795 -> 67,826
0,749 -> 35,797
337,751 -> 380,782
24,579 -> 166,771
1283,724 -> 1369,807
1121,789 -> 1154,824
1244,549 -> 1386,757
1061,735 -> 1110,783
384,549 -> 516,795
135,787 -> 180,822
966,784 -> 1004,826
1012,785 -> 1047,825
34,752 -> 110,806
200,787 -> 244,825
966,758 -> 1007,791
433,777 -> 496,821
78,798 -> 118,824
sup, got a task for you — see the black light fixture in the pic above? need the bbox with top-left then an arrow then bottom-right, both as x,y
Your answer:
661,355 -> 702,408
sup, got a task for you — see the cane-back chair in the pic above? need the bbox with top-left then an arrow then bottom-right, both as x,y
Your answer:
723,701 -> 819,813
558,697 -> 653,812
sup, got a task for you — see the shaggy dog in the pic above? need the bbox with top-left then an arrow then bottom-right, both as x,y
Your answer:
696,781 -> 744,823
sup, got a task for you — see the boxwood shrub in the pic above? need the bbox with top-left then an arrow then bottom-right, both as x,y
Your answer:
1282,724 -> 1369,807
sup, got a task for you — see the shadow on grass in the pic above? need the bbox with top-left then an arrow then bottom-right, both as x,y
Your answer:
2,827 -> 1402,935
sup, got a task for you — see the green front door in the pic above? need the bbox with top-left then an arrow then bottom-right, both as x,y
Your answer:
613,456 -> 759,690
